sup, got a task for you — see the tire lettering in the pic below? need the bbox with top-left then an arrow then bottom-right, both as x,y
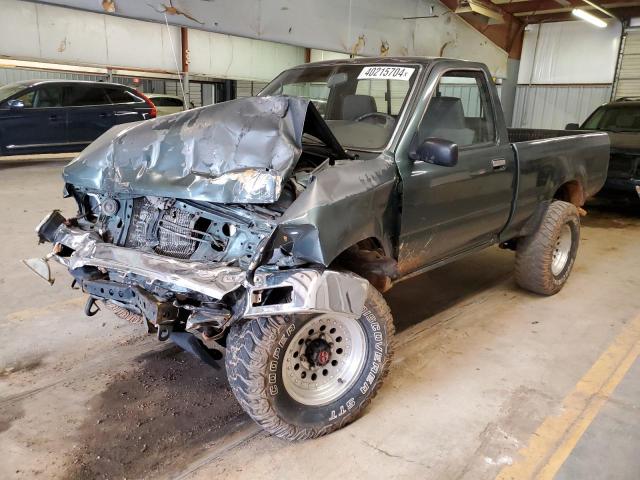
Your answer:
358,313 -> 384,396
269,322 -> 302,397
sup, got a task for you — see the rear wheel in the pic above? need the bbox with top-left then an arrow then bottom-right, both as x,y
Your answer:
225,284 -> 394,440
515,200 -> 580,295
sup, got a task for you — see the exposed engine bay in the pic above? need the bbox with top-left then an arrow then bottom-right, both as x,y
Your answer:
67,143 -> 327,268
26,95 -> 393,362
31,148 -> 368,357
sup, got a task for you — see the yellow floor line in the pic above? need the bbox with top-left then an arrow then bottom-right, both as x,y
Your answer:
496,314 -> 640,480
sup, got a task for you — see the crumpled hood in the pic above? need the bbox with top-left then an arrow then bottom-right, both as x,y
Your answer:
63,96 -> 328,203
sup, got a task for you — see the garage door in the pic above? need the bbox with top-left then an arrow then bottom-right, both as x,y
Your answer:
613,30 -> 640,99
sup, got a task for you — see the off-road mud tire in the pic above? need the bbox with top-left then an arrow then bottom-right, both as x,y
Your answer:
515,200 -> 580,295
225,285 -> 394,440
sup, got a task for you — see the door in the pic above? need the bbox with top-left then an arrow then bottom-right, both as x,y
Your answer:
0,84 -> 67,154
64,84 -> 116,145
396,68 -> 515,275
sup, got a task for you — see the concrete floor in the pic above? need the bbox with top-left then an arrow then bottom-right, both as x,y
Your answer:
1,162 -> 639,480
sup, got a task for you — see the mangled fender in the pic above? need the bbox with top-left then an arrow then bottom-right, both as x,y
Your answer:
63,96 -> 315,204
272,153 -> 399,266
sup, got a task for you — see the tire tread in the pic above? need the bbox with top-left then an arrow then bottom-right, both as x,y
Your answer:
515,200 -> 579,295
225,286 -> 394,440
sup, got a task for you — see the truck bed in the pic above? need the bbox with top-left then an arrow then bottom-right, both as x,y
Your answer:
507,128 -> 584,143
499,128 -> 610,241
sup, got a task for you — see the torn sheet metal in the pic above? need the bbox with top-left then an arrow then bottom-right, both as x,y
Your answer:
63,96 -> 314,204
51,223 -> 245,299
39,214 -> 369,318
245,269 -> 368,319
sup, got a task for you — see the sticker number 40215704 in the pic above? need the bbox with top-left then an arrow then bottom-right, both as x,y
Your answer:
357,66 -> 415,81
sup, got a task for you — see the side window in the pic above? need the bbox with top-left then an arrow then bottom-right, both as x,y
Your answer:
34,85 -> 63,108
63,85 -> 110,107
104,87 -> 136,104
418,71 -> 495,147
14,90 -> 36,108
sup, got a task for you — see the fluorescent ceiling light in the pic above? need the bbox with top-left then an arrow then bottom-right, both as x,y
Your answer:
572,8 -> 607,28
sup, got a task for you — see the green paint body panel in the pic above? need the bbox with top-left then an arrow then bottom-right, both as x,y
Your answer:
271,57 -> 610,277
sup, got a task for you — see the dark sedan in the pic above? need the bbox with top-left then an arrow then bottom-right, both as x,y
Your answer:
0,80 -> 156,156
568,99 -> 640,203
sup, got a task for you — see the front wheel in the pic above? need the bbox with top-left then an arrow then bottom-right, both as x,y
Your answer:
225,284 -> 394,440
515,200 -> 580,295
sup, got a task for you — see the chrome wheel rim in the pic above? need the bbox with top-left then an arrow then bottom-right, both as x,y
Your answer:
551,224 -> 572,276
282,314 -> 367,406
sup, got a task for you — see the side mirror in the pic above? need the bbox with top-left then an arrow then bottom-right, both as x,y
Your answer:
565,123 -> 579,130
409,138 -> 458,167
7,99 -> 25,110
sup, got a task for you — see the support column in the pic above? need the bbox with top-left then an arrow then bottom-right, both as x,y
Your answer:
501,27 -> 524,128
181,26 -> 190,106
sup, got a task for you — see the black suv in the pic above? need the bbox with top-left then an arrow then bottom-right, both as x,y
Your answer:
568,98 -> 640,203
0,80 -> 156,156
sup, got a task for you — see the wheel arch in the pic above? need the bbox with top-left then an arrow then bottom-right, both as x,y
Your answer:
553,179 -> 586,208
328,237 -> 398,293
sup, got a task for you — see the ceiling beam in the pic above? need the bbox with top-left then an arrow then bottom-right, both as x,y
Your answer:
439,0 -> 526,58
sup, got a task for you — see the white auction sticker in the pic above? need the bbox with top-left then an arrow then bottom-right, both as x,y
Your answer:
357,66 -> 415,81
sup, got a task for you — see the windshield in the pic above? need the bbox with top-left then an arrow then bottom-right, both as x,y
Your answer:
0,83 -> 28,103
582,105 -> 640,132
259,64 -> 419,150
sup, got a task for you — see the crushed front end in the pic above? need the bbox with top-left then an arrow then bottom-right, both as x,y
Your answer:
26,95 -> 370,363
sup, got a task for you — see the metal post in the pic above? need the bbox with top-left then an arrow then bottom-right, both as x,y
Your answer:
181,27 -> 190,107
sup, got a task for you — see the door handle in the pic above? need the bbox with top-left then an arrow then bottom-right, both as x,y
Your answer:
491,158 -> 507,170
99,112 -> 108,118
49,114 -> 58,121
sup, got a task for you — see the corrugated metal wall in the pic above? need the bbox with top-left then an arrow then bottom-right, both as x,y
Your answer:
512,85 -> 611,129
0,67 -> 190,102
0,67 -> 163,93
0,67 -> 106,84
440,84 -> 482,117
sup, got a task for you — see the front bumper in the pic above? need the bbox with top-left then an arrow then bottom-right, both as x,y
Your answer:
28,211 -> 368,322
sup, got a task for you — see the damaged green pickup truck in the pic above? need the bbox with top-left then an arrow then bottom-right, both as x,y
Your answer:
28,57 -> 609,440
